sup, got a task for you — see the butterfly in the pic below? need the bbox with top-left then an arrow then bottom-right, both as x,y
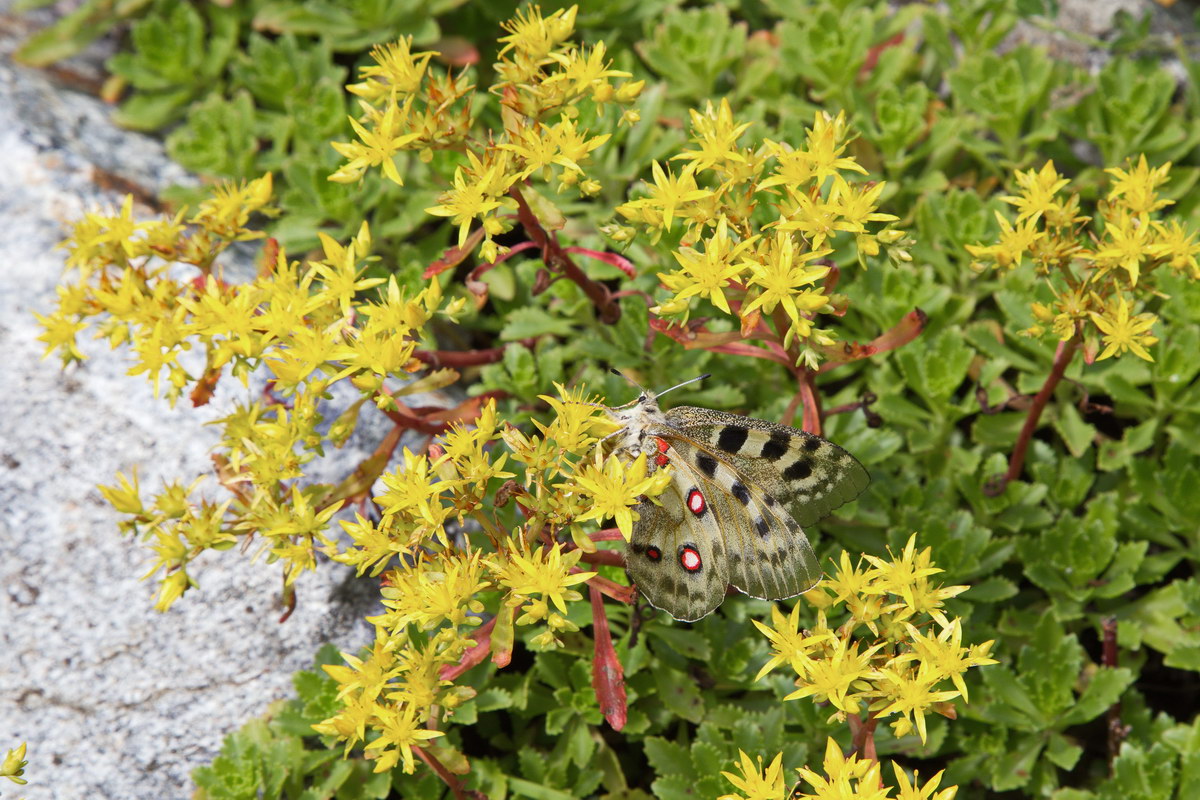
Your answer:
605,373 -> 869,622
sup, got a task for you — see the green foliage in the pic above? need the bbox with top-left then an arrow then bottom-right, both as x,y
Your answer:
192,645 -> 391,800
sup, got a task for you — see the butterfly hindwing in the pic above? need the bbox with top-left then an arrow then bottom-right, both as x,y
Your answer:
650,429 -> 821,604
663,406 -> 870,527
627,468 -> 729,622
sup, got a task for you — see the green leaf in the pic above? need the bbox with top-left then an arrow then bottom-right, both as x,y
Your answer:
1053,402 -> 1095,459
1100,742 -> 1177,800
500,307 -> 578,341
650,625 -> 713,662
1017,612 -> 1082,721
643,737 -> 691,778
1059,667 -> 1134,726
651,774 -> 706,800
507,777 -> 576,800
654,668 -> 705,724
1045,732 -> 1084,770
15,0 -> 152,67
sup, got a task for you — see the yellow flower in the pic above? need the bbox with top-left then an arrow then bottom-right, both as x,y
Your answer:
346,37 -> 436,101
1093,212 -> 1153,285
862,534 -> 966,627
674,98 -> 754,173
658,216 -> 756,315
424,151 -> 518,247
783,635 -> 881,715
330,99 -> 420,185
1149,218 -> 1200,279
1105,154 -> 1173,217
965,211 -> 1043,271
1001,160 -> 1071,224
363,702 -> 443,774
491,541 -> 594,617
741,232 -> 832,346
192,174 -> 275,240
544,41 -> 631,99
1,742 -> 29,786
617,161 -> 712,232
873,664 -> 959,743
323,640 -> 400,704
892,761 -> 959,800
752,602 -> 833,681
1089,295 -> 1158,361
498,4 -> 577,61
568,453 -> 671,540
904,619 -> 997,703
794,738 -> 885,800
718,750 -> 785,800
379,550 -> 490,631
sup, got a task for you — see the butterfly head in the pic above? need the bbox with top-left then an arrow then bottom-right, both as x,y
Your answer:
605,391 -> 667,458
604,372 -> 709,459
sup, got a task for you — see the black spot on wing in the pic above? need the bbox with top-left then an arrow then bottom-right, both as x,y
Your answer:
803,436 -> 822,451
731,481 -> 750,505
761,431 -> 790,460
783,457 -> 812,482
695,453 -> 718,478
717,425 -> 749,454
755,517 -> 769,537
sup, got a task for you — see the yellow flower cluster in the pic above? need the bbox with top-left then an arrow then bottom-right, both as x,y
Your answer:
753,535 -> 995,743
720,738 -> 957,800
313,383 -> 671,773
616,103 -> 909,368
966,156 -> 1200,362
330,5 -> 642,264
44,175 -> 470,606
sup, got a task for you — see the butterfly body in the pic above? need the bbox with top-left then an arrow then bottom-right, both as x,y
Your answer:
608,389 -> 869,622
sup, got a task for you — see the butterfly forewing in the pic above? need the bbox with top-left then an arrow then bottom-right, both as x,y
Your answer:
628,472 -> 730,622
663,406 -> 870,527
652,429 -> 822,604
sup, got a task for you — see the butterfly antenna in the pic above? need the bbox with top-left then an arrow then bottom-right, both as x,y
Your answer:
610,367 -> 647,393
656,373 -> 711,398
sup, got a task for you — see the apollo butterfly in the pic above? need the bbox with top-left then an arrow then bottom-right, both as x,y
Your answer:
606,373 -> 869,621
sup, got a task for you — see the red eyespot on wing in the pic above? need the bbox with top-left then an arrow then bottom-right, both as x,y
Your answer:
655,437 -> 670,453
679,545 -> 702,572
646,547 -> 662,561
686,488 -> 706,515
655,453 -> 670,468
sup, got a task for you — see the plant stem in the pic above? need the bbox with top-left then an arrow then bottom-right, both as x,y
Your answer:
989,335 -> 1080,495
509,186 -> 621,323
848,712 -> 878,762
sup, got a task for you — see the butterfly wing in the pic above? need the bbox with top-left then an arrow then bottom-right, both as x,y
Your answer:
649,428 -> 821,604
663,406 -> 869,527
627,468 -> 730,622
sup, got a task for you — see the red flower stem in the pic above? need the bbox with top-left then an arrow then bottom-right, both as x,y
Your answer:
590,584 -> 628,730
995,335 -> 1080,493
1103,616 -> 1126,766
509,186 -> 621,323
576,549 -> 625,567
848,712 -> 879,762
590,528 -> 626,542
798,367 -> 823,435
438,615 -> 498,681
413,745 -> 478,800
577,569 -> 637,604
412,337 -> 538,367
